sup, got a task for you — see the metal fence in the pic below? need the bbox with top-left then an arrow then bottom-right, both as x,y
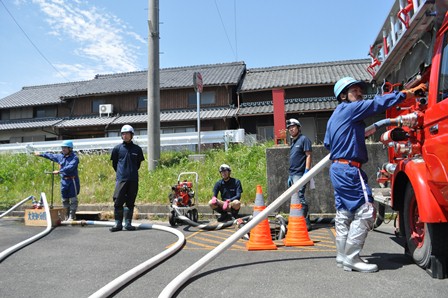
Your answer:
0,129 -> 246,154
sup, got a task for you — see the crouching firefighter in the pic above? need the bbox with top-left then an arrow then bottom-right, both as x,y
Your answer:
209,164 -> 243,222
110,125 -> 145,232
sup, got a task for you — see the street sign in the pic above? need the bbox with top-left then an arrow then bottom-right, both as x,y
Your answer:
193,72 -> 203,93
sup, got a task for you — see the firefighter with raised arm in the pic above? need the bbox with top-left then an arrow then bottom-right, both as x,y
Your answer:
34,140 -> 80,221
324,77 -> 427,273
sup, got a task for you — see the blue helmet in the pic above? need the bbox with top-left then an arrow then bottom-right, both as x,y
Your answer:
61,140 -> 73,148
334,77 -> 367,102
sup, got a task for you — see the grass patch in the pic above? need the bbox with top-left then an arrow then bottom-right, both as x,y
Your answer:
0,142 -> 274,209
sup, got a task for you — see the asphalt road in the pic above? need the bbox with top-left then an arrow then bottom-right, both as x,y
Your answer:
1,217 -> 447,298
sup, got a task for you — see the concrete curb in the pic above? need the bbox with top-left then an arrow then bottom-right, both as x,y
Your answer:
9,204 -> 337,222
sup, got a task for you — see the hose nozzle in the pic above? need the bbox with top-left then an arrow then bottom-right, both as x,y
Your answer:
396,112 -> 418,128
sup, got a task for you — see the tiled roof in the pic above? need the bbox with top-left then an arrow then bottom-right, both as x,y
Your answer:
0,62 -> 246,106
0,60 -> 369,109
61,62 -> 246,98
238,101 -> 274,115
159,62 -> 246,89
239,59 -> 371,92
0,117 -> 63,130
160,107 -> 234,121
0,107 -> 236,131
237,94 -> 376,116
55,115 -> 116,128
0,81 -> 86,109
108,107 -> 235,124
237,97 -> 338,115
62,72 -> 147,98
285,97 -> 338,112
0,93 -> 378,131
110,113 -> 147,124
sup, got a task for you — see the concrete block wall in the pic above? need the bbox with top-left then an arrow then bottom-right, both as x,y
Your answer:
266,143 -> 387,213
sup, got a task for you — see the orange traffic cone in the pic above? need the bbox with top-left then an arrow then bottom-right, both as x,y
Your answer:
246,185 -> 277,251
283,193 -> 314,246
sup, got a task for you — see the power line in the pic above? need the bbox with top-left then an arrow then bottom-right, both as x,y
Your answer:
214,0 -> 237,60
234,0 -> 238,61
0,0 -> 69,83
233,0 -> 238,61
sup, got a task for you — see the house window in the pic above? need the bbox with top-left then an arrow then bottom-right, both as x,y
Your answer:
0,109 -> 10,120
132,129 -> 146,136
92,99 -> 106,114
315,117 -> 328,144
138,96 -> 147,110
257,126 -> 274,141
161,127 -> 196,134
188,91 -> 215,106
161,126 -> 196,152
34,106 -> 57,118
23,135 -> 45,142
107,129 -> 147,138
10,136 -> 22,143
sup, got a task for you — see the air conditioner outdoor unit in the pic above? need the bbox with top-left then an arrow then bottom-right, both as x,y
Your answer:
99,104 -> 113,116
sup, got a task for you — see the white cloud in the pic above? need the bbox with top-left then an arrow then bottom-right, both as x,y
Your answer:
54,63 -> 99,81
32,0 -> 146,74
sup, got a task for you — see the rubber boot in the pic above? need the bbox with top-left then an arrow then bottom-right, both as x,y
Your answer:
343,242 -> 378,273
110,209 -> 123,232
230,208 -> 240,219
65,207 -> 70,221
124,208 -> 136,231
336,239 -> 368,267
302,205 -> 311,231
70,197 -> 78,221
67,209 -> 75,221
335,238 -> 346,268
217,210 -> 229,222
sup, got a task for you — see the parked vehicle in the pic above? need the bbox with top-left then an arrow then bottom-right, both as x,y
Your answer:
368,0 -> 448,278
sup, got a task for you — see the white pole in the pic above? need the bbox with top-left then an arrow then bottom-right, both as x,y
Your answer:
197,91 -> 201,153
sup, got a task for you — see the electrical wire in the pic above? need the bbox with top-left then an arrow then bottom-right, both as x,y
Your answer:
0,0 -> 69,83
233,0 -> 238,61
214,0 -> 237,60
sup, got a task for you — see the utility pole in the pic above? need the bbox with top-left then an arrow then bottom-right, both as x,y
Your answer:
147,0 -> 160,171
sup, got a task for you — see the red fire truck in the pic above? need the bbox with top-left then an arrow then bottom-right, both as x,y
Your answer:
368,0 -> 448,278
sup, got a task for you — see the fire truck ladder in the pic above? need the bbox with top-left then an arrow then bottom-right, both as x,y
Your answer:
367,0 -> 438,82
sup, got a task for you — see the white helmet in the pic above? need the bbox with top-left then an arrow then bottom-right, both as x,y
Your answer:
286,118 -> 301,128
219,164 -> 231,172
121,124 -> 134,134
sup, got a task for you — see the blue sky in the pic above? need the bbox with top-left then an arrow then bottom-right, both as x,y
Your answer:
0,0 -> 394,98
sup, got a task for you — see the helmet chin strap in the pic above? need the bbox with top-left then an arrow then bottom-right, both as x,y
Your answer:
340,92 -> 349,103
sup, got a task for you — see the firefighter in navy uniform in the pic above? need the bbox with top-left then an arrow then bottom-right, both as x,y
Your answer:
35,140 -> 80,221
287,118 -> 313,231
110,125 -> 145,232
209,164 -> 243,222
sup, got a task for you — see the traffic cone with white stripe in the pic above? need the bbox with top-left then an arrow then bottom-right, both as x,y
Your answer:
283,193 -> 314,246
246,185 -> 277,251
